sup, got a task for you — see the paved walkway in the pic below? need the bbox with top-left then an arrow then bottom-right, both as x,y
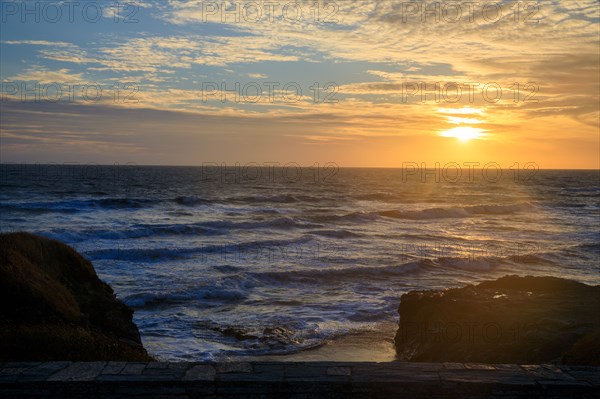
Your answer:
1,361 -> 599,398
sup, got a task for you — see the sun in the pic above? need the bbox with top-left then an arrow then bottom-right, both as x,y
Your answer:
439,126 -> 486,141
437,107 -> 488,142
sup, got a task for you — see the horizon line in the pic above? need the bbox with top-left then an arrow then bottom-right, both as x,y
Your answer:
1,163 -> 599,171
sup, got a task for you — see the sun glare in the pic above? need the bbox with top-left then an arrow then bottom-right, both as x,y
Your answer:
437,107 -> 484,115
447,116 -> 483,125
437,107 -> 488,141
439,126 -> 486,141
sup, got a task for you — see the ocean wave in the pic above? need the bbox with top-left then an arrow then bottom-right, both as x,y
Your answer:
435,256 -> 502,271
379,203 -> 537,220
579,242 -> 600,250
507,253 -> 558,265
465,203 -> 538,214
352,192 -> 413,203
307,229 -> 363,238
124,286 -> 247,308
0,194 -> 328,213
567,242 -> 600,254
225,194 -> 329,204
252,260 -> 427,284
45,217 -> 322,244
97,198 -> 155,209
561,187 -> 600,195
310,211 -> 379,223
0,197 -> 158,213
173,196 -> 213,206
250,253 -> 542,282
86,247 -> 195,262
552,201 -> 589,208
203,320 -> 330,355
0,201 -> 80,214
201,216 -> 323,230
380,208 -> 469,220
434,252 -> 555,271
227,194 -> 298,204
44,223 -> 225,243
305,203 -> 537,224
86,235 -> 314,262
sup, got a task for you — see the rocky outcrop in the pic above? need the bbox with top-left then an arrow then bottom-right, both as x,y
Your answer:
395,275 -> 600,365
0,232 -> 152,361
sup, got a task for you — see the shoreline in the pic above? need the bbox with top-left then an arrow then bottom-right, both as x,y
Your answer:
235,322 -> 398,362
3,233 -> 599,366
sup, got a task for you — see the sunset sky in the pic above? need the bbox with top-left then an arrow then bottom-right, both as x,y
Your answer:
1,0 -> 599,168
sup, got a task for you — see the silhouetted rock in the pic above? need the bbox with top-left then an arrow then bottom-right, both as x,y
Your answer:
395,275 -> 600,365
0,232 -> 152,361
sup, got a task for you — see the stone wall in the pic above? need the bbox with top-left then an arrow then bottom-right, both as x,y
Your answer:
1,361 -> 599,398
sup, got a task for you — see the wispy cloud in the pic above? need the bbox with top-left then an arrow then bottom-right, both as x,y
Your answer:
7,66 -> 84,83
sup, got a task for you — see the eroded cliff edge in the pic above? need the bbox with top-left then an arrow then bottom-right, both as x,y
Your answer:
0,232 -> 152,361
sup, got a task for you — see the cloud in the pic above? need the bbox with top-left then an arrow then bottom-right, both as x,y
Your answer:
1,1 -> 598,166
1,40 -> 76,47
6,66 -> 85,84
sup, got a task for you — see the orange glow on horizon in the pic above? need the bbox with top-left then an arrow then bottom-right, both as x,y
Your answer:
439,126 -> 487,141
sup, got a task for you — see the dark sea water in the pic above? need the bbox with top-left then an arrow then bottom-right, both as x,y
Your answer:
1,165 -> 599,361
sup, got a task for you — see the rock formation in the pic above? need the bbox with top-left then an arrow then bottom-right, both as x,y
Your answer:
0,232 -> 152,361
395,275 -> 600,365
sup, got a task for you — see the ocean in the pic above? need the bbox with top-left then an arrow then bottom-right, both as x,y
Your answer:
1,164 -> 599,361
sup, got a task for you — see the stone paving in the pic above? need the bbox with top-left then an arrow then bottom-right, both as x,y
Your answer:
0,361 -> 598,398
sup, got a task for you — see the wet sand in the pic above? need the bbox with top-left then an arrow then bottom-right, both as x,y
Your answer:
238,323 -> 398,362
